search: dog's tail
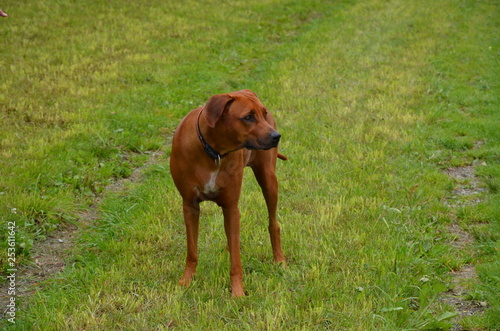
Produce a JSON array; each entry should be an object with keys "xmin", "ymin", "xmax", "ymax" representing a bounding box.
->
[{"xmin": 277, "ymin": 153, "xmax": 288, "ymax": 161}]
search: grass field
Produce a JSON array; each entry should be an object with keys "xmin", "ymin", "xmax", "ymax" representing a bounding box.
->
[{"xmin": 1, "ymin": 0, "xmax": 499, "ymax": 329}]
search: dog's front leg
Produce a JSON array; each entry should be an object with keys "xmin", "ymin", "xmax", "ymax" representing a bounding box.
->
[
  {"xmin": 179, "ymin": 200, "xmax": 200, "ymax": 287},
  {"xmin": 222, "ymin": 205, "xmax": 245, "ymax": 297}
]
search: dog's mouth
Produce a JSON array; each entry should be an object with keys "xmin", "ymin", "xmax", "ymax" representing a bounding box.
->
[{"xmin": 244, "ymin": 131, "xmax": 281, "ymax": 150}]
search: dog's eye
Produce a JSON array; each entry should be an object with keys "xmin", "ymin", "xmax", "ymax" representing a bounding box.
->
[{"xmin": 242, "ymin": 114, "xmax": 255, "ymax": 122}]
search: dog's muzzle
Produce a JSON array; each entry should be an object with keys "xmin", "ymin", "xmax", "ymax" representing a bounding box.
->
[{"xmin": 246, "ymin": 130, "xmax": 281, "ymax": 150}]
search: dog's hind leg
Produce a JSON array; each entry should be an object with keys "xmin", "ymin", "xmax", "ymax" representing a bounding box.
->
[{"xmin": 251, "ymin": 157, "xmax": 286, "ymax": 264}]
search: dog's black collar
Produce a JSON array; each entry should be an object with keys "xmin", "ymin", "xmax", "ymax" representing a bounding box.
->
[{"xmin": 196, "ymin": 108, "xmax": 227, "ymax": 165}]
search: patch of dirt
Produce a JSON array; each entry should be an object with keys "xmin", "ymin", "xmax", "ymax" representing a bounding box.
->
[
  {"xmin": 444, "ymin": 164, "xmax": 487, "ymax": 207},
  {"xmin": 15, "ymin": 222, "xmax": 81, "ymax": 298},
  {"xmin": 447, "ymin": 223, "xmax": 475, "ymax": 249},
  {"xmin": 441, "ymin": 264, "xmax": 486, "ymax": 319},
  {"xmin": 441, "ymin": 230, "xmax": 486, "ymax": 330},
  {"xmin": 441, "ymin": 163, "xmax": 487, "ymax": 330},
  {"xmin": 1, "ymin": 150, "xmax": 165, "ymax": 318}
]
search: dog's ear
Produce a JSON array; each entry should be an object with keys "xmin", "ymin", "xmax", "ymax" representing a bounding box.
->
[
  {"xmin": 241, "ymin": 89, "xmax": 258, "ymax": 98},
  {"xmin": 204, "ymin": 93, "xmax": 234, "ymax": 128}
]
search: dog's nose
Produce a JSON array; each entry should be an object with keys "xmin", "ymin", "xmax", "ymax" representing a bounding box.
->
[{"xmin": 271, "ymin": 131, "xmax": 281, "ymax": 142}]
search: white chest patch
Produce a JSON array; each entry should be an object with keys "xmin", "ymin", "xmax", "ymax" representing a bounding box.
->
[{"xmin": 203, "ymin": 170, "xmax": 220, "ymax": 195}]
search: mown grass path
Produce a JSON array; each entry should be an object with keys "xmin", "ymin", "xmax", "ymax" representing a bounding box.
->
[{"xmin": 1, "ymin": 0, "xmax": 498, "ymax": 329}]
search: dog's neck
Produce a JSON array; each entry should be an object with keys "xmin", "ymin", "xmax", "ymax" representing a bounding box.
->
[{"xmin": 196, "ymin": 108, "xmax": 233, "ymax": 165}]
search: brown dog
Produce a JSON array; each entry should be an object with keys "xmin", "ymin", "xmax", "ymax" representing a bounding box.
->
[{"xmin": 170, "ymin": 89, "xmax": 286, "ymax": 297}]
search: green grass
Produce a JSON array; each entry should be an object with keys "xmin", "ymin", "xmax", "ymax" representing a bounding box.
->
[{"xmin": 1, "ymin": 0, "xmax": 499, "ymax": 329}]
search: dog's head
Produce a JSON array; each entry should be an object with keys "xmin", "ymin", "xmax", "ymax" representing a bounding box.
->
[{"xmin": 203, "ymin": 89, "xmax": 281, "ymax": 150}]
